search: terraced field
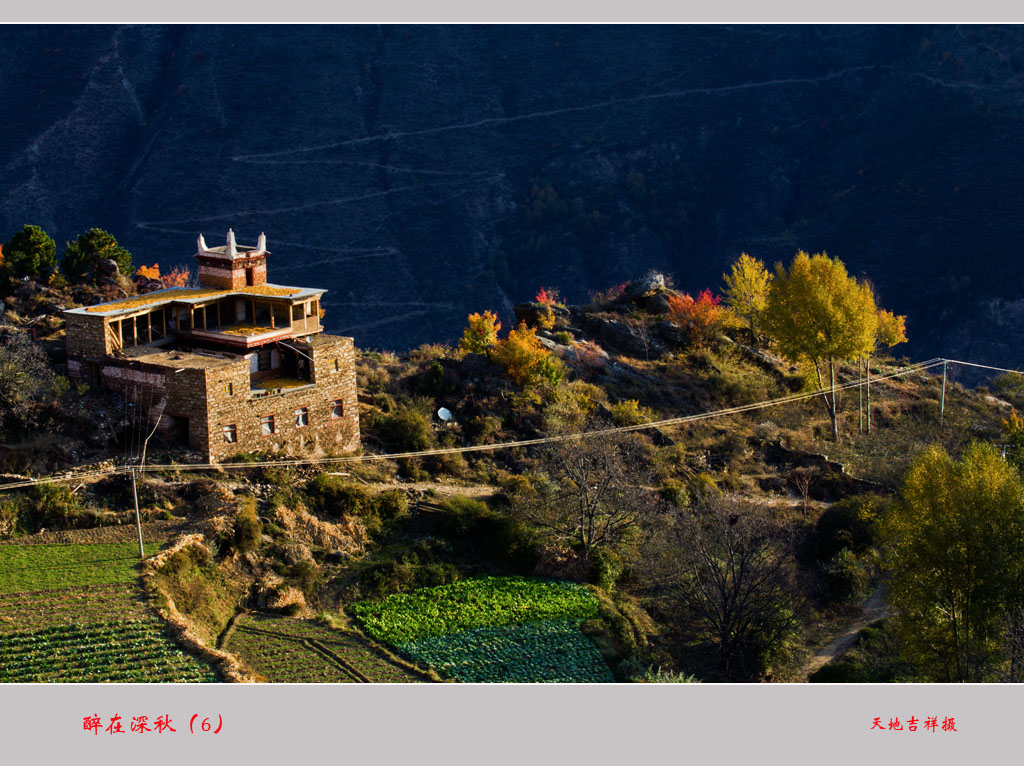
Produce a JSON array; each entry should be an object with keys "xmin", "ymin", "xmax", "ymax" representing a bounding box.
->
[
  {"xmin": 225, "ymin": 613, "xmax": 428, "ymax": 683},
  {"xmin": 0, "ymin": 542, "xmax": 160, "ymax": 593},
  {"xmin": 0, "ymin": 582, "xmax": 151, "ymax": 633},
  {"xmin": 0, "ymin": 619, "xmax": 218, "ymax": 683},
  {"xmin": 0, "ymin": 542, "xmax": 218, "ymax": 683},
  {"xmin": 351, "ymin": 577, "xmax": 615, "ymax": 683}
]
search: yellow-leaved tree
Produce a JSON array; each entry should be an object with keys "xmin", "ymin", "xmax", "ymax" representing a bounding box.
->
[
  {"xmin": 762, "ymin": 251, "xmax": 878, "ymax": 440},
  {"xmin": 722, "ymin": 252, "xmax": 772, "ymax": 342},
  {"xmin": 883, "ymin": 442, "xmax": 1024, "ymax": 681},
  {"xmin": 490, "ymin": 322, "xmax": 565, "ymax": 387},
  {"xmin": 459, "ymin": 310, "xmax": 501, "ymax": 354}
]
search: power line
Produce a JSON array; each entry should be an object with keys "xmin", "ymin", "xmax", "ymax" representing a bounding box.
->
[{"xmin": 0, "ymin": 355, "xmax": 977, "ymax": 493}]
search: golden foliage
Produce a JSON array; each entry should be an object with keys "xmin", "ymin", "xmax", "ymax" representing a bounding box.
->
[
  {"xmin": 490, "ymin": 321, "xmax": 560, "ymax": 386},
  {"xmin": 459, "ymin": 310, "xmax": 502, "ymax": 354},
  {"xmin": 876, "ymin": 308, "xmax": 908, "ymax": 351},
  {"xmin": 135, "ymin": 263, "xmax": 161, "ymax": 280},
  {"xmin": 722, "ymin": 252, "xmax": 772, "ymax": 335},
  {"xmin": 763, "ymin": 251, "xmax": 878, "ymax": 366}
]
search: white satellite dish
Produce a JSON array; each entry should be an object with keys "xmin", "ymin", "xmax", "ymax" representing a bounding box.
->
[{"xmin": 437, "ymin": 407, "xmax": 452, "ymax": 422}]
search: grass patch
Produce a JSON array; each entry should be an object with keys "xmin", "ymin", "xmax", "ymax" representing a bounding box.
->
[{"xmin": 0, "ymin": 542, "xmax": 158, "ymax": 594}]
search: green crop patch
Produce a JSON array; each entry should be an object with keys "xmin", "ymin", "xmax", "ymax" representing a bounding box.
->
[
  {"xmin": 0, "ymin": 543, "xmax": 159, "ymax": 594},
  {"xmin": 350, "ymin": 576, "xmax": 599, "ymax": 645},
  {"xmin": 402, "ymin": 619, "xmax": 615, "ymax": 683},
  {"xmin": 350, "ymin": 577, "xmax": 612, "ymax": 683},
  {"xmin": 0, "ymin": 619, "xmax": 218, "ymax": 683}
]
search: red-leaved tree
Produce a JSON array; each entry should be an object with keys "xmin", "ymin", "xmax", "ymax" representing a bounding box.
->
[{"xmin": 667, "ymin": 289, "xmax": 724, "ymax": 347}]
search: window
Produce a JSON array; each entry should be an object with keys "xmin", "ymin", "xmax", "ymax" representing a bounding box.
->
[
  {"xmin": 334, "ymin": 359, "xmax": 340, "ymax": 372},
  {"xmin": 260, "ymin": 415, "xmax": 275, "ymax": 436},
  {"xmin": 222, "ymin": 425, "xmax": 237, "ymax": 444},
  {"xmin": 226, "ymin": 382, "xmax": 234, "ymax": 396},
  {"xmin": 257, "ymin": 350, "xmax": 271, "ymax": 372},
  {"xmin": 295, "ymin": 407, "xmax": 309, "ymax": 428},
  {"xmin": 292, "ymin": 304, "xmax": 303, "ymax": 321},
  {"xmin": 330, "ymin": 400, "xmax": 344, "ymax": 419},
  {"xmin": 306, "ymin": 301, "xmax": 314, "ymax": 317}
]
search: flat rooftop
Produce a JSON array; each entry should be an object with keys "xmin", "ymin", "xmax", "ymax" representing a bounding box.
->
[
  {"xmin": 65, "ymin": 283, "xmax": 325, "ymax": 318},
  {"xmin": 121, "ymin": 345, "xmax": 241, "ymax": 370}
]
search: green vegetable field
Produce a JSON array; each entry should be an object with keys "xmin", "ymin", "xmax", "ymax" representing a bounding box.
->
[
  {"xmin": 0, "ymin": 619, "xmax": 217, "ymax": 682},
  {"xmin": 0, "ymin": 542, "xmax": 218, "ymax": 683},
  {"xmin": 350, "ymin": 577, "xmax": 614, "ymax": 683}
]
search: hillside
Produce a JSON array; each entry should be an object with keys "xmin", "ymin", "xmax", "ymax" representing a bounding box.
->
[
  {"xmin": 2, "ymin": 264, "xmax": 1019, "ymax": 683},
  {"xmin": 3, "ymin": 25, "xmax": 1024, "ymax": 367}
]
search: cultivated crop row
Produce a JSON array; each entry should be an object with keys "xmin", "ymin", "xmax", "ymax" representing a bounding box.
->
[
  {"xmin": 349, "ymin": 576, "xmax": 599, "ymax": 645},
  {"xmin": 0, "ymin": 584, "xmax": 151, "ymax": 633},
  {"xmin": 227, "ymin": 625, "xmax": 360, "ymax": 683},
  {"xmin": 350, "ymin": 577, "xmax": 613, "ymax": 683},
  {"xmin": 402, "ymin": 619, "xmax": 615, "ymax": 683},
  {"xmin": 0, "ymin": 619, "xmax": 217, "ymax": 683},
  {"xmin": 228, "ymin": 615, "xmax": 427, "ymax": 683}
]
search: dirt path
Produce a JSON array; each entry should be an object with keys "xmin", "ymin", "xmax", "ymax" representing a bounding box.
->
[
  {"xmin": 798, "ymin": 584, "xmax": 890, "ymax": 680},
  {"xmin": 359, "ymin": 481, "xmax": 497, "ymax": 498}
]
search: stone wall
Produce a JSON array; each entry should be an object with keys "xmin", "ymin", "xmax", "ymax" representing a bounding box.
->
[
  {"xmin": 204, "ymin": 334, "xmax": 359, "ymax": 462},
  {"xmin": 65, "ymin": 312, "xmax": 109, "ymax": 361},
  {"xmin": 198, "ymin": 255, "xmax": 268, "ymax": 290}
]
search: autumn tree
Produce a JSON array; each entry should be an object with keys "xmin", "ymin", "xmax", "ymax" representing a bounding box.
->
[
  {"xmin": 667, "ymin": 289, "xmax": 724, "ymax": 348},
  {"xmin": 883, "ymin": 442, "xmax": 1024, "ymax": 681},
  {"xmin": 514, "ymin": 432, "xmax": 659, "ymax": 564},
  {"xmin": 489, "ymin": 321, "xmax": 565, "ymax": 387},
  {"xmin": 2, "ymin": 225, "xmax": 57, "ymax": 281},
  {"xmin": 722, "ymin": 253, "xmax": 772, "ymax": 342},
  {"xmin": 61, "ymin": 228, "xmax": 133, "ymax": 283},
  {"xmin": 644, "ymin": 494, "xmax": 801, "ymax": 680},
  {"xmin": 459, "ymin": 310, "xmax": 502, "ymax": 354},
  {"xmin": 762, "ymin": 251, "xmax": 878, "ymax": 441}
]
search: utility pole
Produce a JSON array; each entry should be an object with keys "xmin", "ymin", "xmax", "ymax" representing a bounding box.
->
[
  {"xmin": 940, "ymin": 360, "xmax": 947, "ymax": 425},
  {"xmin": 131, "ymin": 467, "xmax": 144, "ymax": 560},
  {"xmin": 866, "ymin": 356, "xmax": 871, "ymax": 434},
  {"xmin": 132, "ymin": 403, "xmax": 165, "ymax": 561}
]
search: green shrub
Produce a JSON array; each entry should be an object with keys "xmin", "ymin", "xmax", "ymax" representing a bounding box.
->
[
  {"xmin": 658, "ymin": 479, "xmax": 690, "ymax": 509},
  {"xmin": 610, "ymin": 399, "xmax": 655, "ymax": 427},
  {"xmin": 375, "ymin": 490, "xmax": 410, "ymax": 523},
  {"xmin": 588, "ymin": 548, "xmax": 623, "ymax": 591},
  {"xmin": 233, "ymin": 496, "xmax": 262, "ymax": 554},
  {"xmin": 437, "ymin": 495, "xmax": 540, "ymax": 573},
  {"xmin": 809, "ymin": 494, "xmax": 884, "ymax": 564},
  {"xmin": 819, "ymin": 548, "xmax": 872, "ymax": 605},
  {"xmin": 13, "ymin": 484, "xmax": 84, "ymax": 534},
  {"xmin": 373, "ymin": 405, "xmax": 434, "ymax": 452},
  {"xmin": 305, "ymin": 474, "xmax": 373, "ymax": 518}
]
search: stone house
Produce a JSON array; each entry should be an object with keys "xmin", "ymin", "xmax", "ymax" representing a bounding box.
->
[{"xmin": 63, "ymin": 230, "xmax": 360, "ymax": 462}]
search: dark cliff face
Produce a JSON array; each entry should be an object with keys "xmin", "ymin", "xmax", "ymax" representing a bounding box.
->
[{"xmin": 3, "ymin": 24, "xmax": 1024, "ymax": 367}]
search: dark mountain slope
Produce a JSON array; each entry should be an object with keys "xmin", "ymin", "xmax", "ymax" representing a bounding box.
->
[{"xmin": 2, "ymin": 25, "xmax": 1024, "ymax": 367}]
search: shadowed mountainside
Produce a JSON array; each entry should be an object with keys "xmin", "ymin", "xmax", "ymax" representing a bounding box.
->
[{"xmin": 3, "ymin": 24, "xmax": 1024, "ymax": 371}]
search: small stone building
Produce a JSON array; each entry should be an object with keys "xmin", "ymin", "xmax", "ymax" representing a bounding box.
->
[{"xmin": 64, "ymin": 230, "xmax": 360, "ymax": 462}]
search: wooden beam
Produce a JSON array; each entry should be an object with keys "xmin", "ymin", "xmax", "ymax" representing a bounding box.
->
[{"xmin": 146, "ymin": 311, "xmax": 152, "ymax": 343}]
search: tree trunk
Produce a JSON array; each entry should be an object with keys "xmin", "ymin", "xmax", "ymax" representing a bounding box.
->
[
  {"xmin": 858, "ymin": 358, "xmax": 864, "ymax": 433},
  {"xmin": 866, "ymin": 355, "xmax": 871, "ymax": 434},
  {"xmin": 829, "ymin": 359, "xmax": 839, "ymax": 441}
]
